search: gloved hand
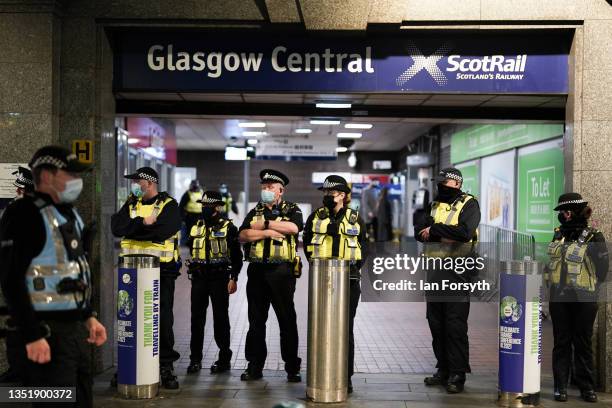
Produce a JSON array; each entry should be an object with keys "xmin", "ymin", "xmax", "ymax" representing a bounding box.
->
[{"xmin": 326, "ymin": 223, "xmax": 339, "ymax": 236}]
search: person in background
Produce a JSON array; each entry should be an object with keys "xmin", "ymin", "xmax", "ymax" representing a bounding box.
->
[
  {"xmin": 219, "ymin": 183, "xmax": 239, "ymax": 218},
  {"xmin": 545, "ymin": 193, "xmax": 608, "ymax": 403},
  {"xmin": 359, "ymin": 178, "xmax": 380, "ymax": 241},
  {"xmin": 376, "ymin": 186, "xmax": 392, "ymax": 242},
  {"xmin": 179, "ymin": 179, "xmax": 204, "ymax": 238}
]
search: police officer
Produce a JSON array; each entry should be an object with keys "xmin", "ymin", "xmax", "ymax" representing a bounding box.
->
[
  {"xmin": 186, "ymin": 191, "xmax": 243, "ymax": 375},
  {"xmin": 238, "ymin": 169, "xmax": 303, "ymax": 382},
  {"xmin": 0, "ymin": 146, "xmax": 107, "ymax": 406},
  {"xmin": 415, "ymin": 168, "xmax": 480, "ymax": 394},
  {"xmin": 303, "ymin": 175, "xmax": 368, "ymax": 394},
  {"xmin": 545, "ymin": 193, "xmax": 608, "ymax": 403},
  {"xmin": 219, "ymin": 183, "xmax": 238, "ymax": 217},
  {"xmin": 13, "ymin": 166, "xmax": 34, "ymax": 199},
  {"xmin": 111, "ymin": 167, "xmax": 182, "ymax": 389},
  {"xmin": 179, "ymin": 179, "xmax": 204, "ymax": 236}
]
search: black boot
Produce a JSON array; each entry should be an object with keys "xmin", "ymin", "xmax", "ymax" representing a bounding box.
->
[
  {"xmin": 210, "ymin": 361, "xmax": 231, "ymax": 374},
  {"xmin": 287, "ymin": 372, "xmax": 302, "ymax": 383},
  {"xmin": 554, "ymin": 388, "xmax": 568, "ymax": 402},
  {"xmin": 348, "ymin": 378, "xmax": 353, "ymax": 394},
  {"xmin": 187, "ymin": 361, "xmax": 202, "ymax": 374},
  {"xmin": 424, "ymin": 370, "xmax": 448, "ymax": 386},
  {"xmin": 446, "ymin": 373, "xmax": 465, "ymax": 394},
  {"xmin": 580, "ymin": 390, "xmax": 597, "ymax": 403},
  {"xmin": 110, "ymin": 372, "xmax": 117, "ymax": 388},
  {"xmin": 161, "ymin": 366, "xmax": 179, "ymax": 389},
  {"xmin": 240, "ymin": 367, "xmax": 263, "ymax": 381}
]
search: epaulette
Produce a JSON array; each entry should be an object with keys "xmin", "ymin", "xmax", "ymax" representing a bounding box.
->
[{"xmin": 347, "ymin": 208, "xmax": 358, "ymax": 224}]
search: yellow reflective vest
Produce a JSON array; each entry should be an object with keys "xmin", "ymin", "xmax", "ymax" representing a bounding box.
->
[
  {"xmin": 307, "ymin": 207, "xmax": 362, "ymax": 261},
  {"xmin": 247, "ymin": 202, "xmax": 297, "ymax": 263},
  {"xmin": 545, "ymin": 227, "xmax": 598, "ymax": 292},
  {"xmin": 222, "ymin": 194, "xmax": 233, "ymax": 214},
  {"xmin": 120, "ymin": 195, "xmax": 179, "ymax": 263},
  {"xmin": 190, "ymin": 219, "xmax": 231, "ymax": 264},
  {"xmin": 185, "ymin": 190, "xmax": 203, "ymax": 214},
  {"xmin": 425, "ymin": 193, "xmax": 478, "ymax": 257}
]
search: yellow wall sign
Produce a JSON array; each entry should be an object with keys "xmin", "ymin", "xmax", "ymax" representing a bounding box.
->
[{"xmin": 72, "ymin": 140, "xmax": 93, "ymax": 164}]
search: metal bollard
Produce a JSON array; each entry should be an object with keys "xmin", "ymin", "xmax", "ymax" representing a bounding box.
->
[
  {"xmin": 498, "ymin": 258, "xmax": 542, "ymax": 407},
  {"xmin": 117, "ymin": 254, "xmax": 161, "ymax": 399},
  {"xmin": 306, "ymin": 259, "xmax": 350, "ymax": 403}
]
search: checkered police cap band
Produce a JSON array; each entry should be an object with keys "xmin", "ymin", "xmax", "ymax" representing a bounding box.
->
[
  {"xmin": 323, "ymin": 180, "xmax": 343, "ymax": 189},
  {"xmin": 443, "ymin": 172, "xmax": 462, "ymax": 182},
  {"xmin": 200, "ymin": 195, "xmax": 221, "ymax": 204},
  {"xmin": 138, "ymin": 172, "xmax": 158, "ymax": 183},
  {"xmin": 262, "ymin": 173, "xmax": 284, "ymax": 184},
  {"xmin": 16, "ymin": 174, "xmax": 33, "ymax": 185},
  {"xmin": 557, "ymin": 199, "xmax": 587, "ymax": 207},
  {"xmin": 30, "ymin": 156, "xmax": 67, "ymax": 169}
]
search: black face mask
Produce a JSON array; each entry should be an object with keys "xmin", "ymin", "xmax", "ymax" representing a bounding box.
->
[
  {"xmin": 436, "ymin": 183, "xmax": 459, "ymax": 202},
  {"xmin": 323, "ymin": 195, "xmax": 337, "ymax": 211},
  {"xmin": 202, "ymin": 207, "xmax": 216, "ymax": 223}
]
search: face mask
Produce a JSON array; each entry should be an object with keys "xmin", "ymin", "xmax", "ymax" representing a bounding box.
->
[
  {"xmin": 323, "ymin": 195, "xmax": 337, "ymax": 210},
  {"xmin": 57, "ymin": 178, "xmax": 83, "ymax": 203},
  {"xmin": 220, "ymin": 188, "xmax": 228, "ymax": 194},
  {"xmin": 261, "ymin": 190, "xmax": 276, "ymax": 204},
  {"xmin": 437, "ymin": 183, "xmax": 459, "ymax": 202},
  {"xmin": 202, "ymin": 207, "xmax": 216, "ymax": 222},
  {"xmin": 558, "ymin": 212, "xmax": 569, "ymax": 224},
  {"xmin": 131, "ymin": 183, "xmax": 144, "ymax": 198}
]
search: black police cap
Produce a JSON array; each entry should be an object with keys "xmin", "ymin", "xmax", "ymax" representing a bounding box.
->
[
  {"xmin": 554, "ymin": 192, "xmax": 588, "ymax": 211},
  {"xmin": 124, "ymin": 167, "xmax": 159, "ymax": 184},
  {"xmin": 198, "ymin": 191, "xmax": 224, "ymax": 206},
  {"xmin": 29, "ymin": 145, "xmax": 91, "ymax": 173},
  {"xmin": 12, "ymin": 166, "xmax": 34, "ymax": 189},
  {"xmin": 260, "ymin": 169, "xmax": 289, "ymax": 186},
  {"xmin": 318, "ymin": 175, "xmax": 351, "ymax": 193}
]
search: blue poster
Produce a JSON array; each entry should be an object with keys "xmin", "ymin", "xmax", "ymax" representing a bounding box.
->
[
  {"xmin": 499, "ymin": 273, "xmax": 526, "ymax": 393},
  {"xmin": 113, "ymin": 30, "xmax": 570, "ymax": 94},
  {"xmin": 117, "ymin": 266, "xmax": 137, "ymax": 385}
]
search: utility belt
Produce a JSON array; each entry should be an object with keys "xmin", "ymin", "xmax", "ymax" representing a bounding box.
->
[{"xmin": 186, "ymin": 260, "xmax": 230, "ymax": 279}]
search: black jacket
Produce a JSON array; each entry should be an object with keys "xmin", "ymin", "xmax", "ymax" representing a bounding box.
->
[{"xmin": 414, "ymin": 191, "xmax": 480, "ymax": 243}]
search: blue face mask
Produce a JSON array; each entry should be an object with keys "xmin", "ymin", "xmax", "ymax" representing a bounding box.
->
[
  {"xmin": 131, "ymin": 183, "xmax": 144, "ymax": 198},
  {"xmin": 220, "ymin": 188, "xmax": 228, "ymax": 194},
  {"xmin": 261, "ymin": 190, "xmax": 276, "ymax": 204},
  {"xmin": 58, "ymin": 178, "xmax": 83, "ymax": 203}
]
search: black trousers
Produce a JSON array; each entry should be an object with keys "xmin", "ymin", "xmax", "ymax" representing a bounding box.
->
[
  {"xmin": 426, "ymin": 300, "xmax": 471, "ymax": 376},
  {"xmin": 189, "ymin": 270, "xmax": 232, "ymax": 364},
  {"xmin": 550, "ymin": 301, "xmax": 598, "ymax": 391},
  {"xmin": 160, "ymin": 273, "xmax": 180, "ymax": 367},
  {"xmin": 348, "ymin": 279, "xmax": 361, "ymax": 379},
  {"xmin": 245, "ymin": 262, "xmax": 301, "ymax": 373},
  {"xmin": 7, "ymin": 320, "xmax": 92, "ymax": 408}
]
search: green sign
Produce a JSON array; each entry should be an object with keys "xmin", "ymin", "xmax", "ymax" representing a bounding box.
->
[
  {"xmin": 517, "ymin": 141, "xmax": 564, "ymax": 243},
  {"xmin": 456, "ymin": 161, "xmax": 479, "ymax": 198},
  {"xmin": 451, "ymin": 124, "xmax": 563, "ymax": 163}
]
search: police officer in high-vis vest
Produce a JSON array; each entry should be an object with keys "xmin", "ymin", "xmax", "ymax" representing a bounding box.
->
[
  {"xmin": 238, "ymin": 169, "xmax": 303, "ymax": 382},
  {"xmin": 303, "ymin": 175, "xmax": 368, "ymax": 394},
  {"xmin": 186, "ymin": 191, "xmax": 243, "ymax": 375},
  {"xmin": 179, "ymin": 179, "xmax": 204, "ymax": 237},
  {"xmin": 415, "ymin": 168, "xmax": 480, "ymax": 394},
  {"xmin": 219, "ymin": 183, "xmax": 238, "ymax": 218},
  {"xmin": 0, "ymin": 146, "xmax": 107, "ymax": 407},
  {"xmin": 111, "ymin": 167, "xmax": 182, "ymax": 389},
  {"xmin": 545, "ymin": 193, "xmax": 608, "ymax": 403}
]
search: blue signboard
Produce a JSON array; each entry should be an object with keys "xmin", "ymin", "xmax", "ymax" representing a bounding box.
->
[
  {"xmin": 113, "ymin": 30, "xmax": 570, "ymax": 94},
  {"xmin": 117, "ymin": 266, "xmax": 137, "ymax": 385}
]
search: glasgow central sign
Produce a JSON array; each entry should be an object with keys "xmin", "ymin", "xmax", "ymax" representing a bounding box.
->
[{"xmin": 114, "ymin": 30, "xmax": 570, "ymax": 94}]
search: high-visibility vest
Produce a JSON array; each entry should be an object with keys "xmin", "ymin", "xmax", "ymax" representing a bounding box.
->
[
  {"xmin": 545, "ymin": 227, "xmax": 597, "ymax": 292},
  {"xmin": 190, "ymin": 219, "xmax": 231, "ymax": 264},
  {"xmin": 185, "ymin": 190, "xmax": 203, "ymax": 214},
  {"xmin": 247, "ymin": 202, "xmax": 297, "ymax": 263},
  {"xmin": 120, "ymin": 195, "xmax": 179, "ymax": 262},
  {"xmin": 222, "ymin": 194, "xmax": 233, "ymax": 214},
  {"xmin": 307, "ymin": 207, "xmax": 362, "ymax": 261},
  {"xmin": 424, "ymin": 193, "xmax": 478, "ymax": 257},
  {"xmin": 26, "ymin": 198, "xmax": 91, "ymax": 312}
]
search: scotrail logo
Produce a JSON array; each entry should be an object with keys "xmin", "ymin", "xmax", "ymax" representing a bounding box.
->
[
  {"xmin": 396, "ymin": 43, "xmax": 451, "ymax": 87},
  {"xmin": 397, "ymin": 43, "xmax": 528, "ymax": 88}
]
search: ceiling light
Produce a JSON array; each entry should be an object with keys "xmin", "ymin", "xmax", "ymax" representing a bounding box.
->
[
  {"xmin": 295, "ymin": 128, "xmax": 312, "ymax": 134},
  {"xmin": 347, "ymin": 152, "xmax": 357, "ymax": 168},
  {"xmin": 345, "ymin": 123, "xmax": 373, "ymax": 129},
  {"xmin": 247, "ymin": 139, "xmax": 258, "ymax": 145},
  {"xmin": 242, "ymin": 131, "xmax": 267, "ymax": 137},
  {"xmin": 310, "ymin": 119, "xmax": 341, "ymax": 125},
  {"xmin": 336, "ymin": 146, "xmax": 348, "ymax": 153},
  {"xmin": 316, "ymin": 102, "xmax": 352, "ymax": 109},
  {"xmin": 127, "ymin": 138, "xmax": 139, "ymax": 144},
  {"xmin": 238, "ymin": 122, "xmax": 266, "ymax": 128},
  {"xmin": 337, "ymin": 132, "xmax": 362, "ymax": 139}
]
